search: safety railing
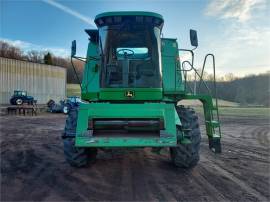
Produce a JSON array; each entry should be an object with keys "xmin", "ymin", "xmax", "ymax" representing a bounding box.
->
[{"xmin": 178, "ymin": 50, "xmax": 221, "ymax": 136}]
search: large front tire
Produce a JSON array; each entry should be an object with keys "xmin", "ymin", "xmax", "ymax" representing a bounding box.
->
[
  {"xmin": 63, "ymin": 107, "xmax": 97, "ymax": 167},
  {"xmin": 170, "ymin": 106, "xmax": 201, "ymax": 168},
  {"xmin": 63, "ymin": 138, "xmax": 97, "ymax": 167}
]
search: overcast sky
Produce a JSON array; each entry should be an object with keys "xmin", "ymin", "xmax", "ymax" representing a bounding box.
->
[{"xmin": 1, "ymin": 0, "xmax": 269, "ymax": 76}]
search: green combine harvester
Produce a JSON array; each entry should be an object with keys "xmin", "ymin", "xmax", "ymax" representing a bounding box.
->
[{"xmin": 63, "ymin": 11, "xmax": 221, "ymax": 168}]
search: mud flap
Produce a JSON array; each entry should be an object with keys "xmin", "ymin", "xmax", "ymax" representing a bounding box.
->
[{"xmin": 209, "ymin": 137, "xmax": 222, "ymax": 153}]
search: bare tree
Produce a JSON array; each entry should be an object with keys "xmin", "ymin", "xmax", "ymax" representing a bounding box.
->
[
  {"xmin": 0, "ymin": 41, "xmax": 23, "ymax": 59},
  {"xmin": 26, "ymin": 50, "xmax": 44, "ymax": 63},
  {"xmin": 224, "ymin": 73, "xmax": 236, "ymax": 81}
]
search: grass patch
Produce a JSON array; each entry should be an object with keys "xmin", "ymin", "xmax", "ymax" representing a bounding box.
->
[
  {"xmin": 218, "ymin": 107, "xmax": 270, "ymax": 117},
  {"xmin": 67, "ymin": 84, "xmax": 81, "ymax": 97},
  {"xmin": 178, "ymin": 99, "xmax": 239, "ymax": 107},
  {"xmin": 193, "ymin": 106, "xmax": 270, "ymax": 117}
]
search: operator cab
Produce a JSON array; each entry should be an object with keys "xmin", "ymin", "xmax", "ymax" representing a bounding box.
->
[
  {"xmin": 95, "ymin": 12, "xmax": 164, "ymax": 89},
  {"xmin": 14, "ymin": 90, "xmax": 27, "ymax": 96}
]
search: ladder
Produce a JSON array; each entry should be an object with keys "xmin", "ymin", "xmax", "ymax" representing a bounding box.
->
[{"xmin": 180, "ymin": 53, "xmax": 222, "ymax": 153}]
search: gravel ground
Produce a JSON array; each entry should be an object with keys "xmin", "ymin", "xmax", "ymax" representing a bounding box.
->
[{"xmin": 1, "ymin": 112, "xmax": 269, "ymax": 201}]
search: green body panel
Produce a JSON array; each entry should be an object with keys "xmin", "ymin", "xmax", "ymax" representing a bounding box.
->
[
  {"xmin": 81, "ymin": 92, "xmax": 98, "ymax": 100},
  {"xmin": 99, "ymin": 88, "xmax": 162, "ymax": 100},
  {"xmin": 81, "ymin": 41, "xmax": 100, "ymax": 101},
  {"xmin": 76, "ymin": 137, "xmax": 175, "ymax": 147},
  {"xmin": 75, "ymin": 103, "xmax": 181, "ymax": 147},
  {"xmin": 161, "ymin": 38, "xmax": 185, "ymax": 94},
  {"xmin": 74, "ymin": 11, "xmax": 221, "ymax": 150}
]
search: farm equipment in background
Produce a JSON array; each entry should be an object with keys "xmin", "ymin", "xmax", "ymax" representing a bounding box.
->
[
  {"xmin": 47, "ymin": 99, "xmax": 64, "ymax": 113},
  {"xmin": 63, "ymin": 96, "xmax": 82, "ymax": 114},
  {"xmin": 63, "ymin": 11, "xmax": 222, "ymax": 168},
  {"xmin": 10, "ymin": 90, "xmax": 36, "ymax": 105},
  {"xmin": 47, "ymin": 96, "xmax": 81, "ymax": 114}
]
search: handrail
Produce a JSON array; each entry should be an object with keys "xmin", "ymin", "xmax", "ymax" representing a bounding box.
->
[
  {"xmin": 181, "ymin": 60, "xmax": 212, "ymax": 95},
  {"xmin": 177, "ymin": 50, "xmax": 219, "ymax": 102},
  {"xmin": 197, "ymin": 54, "xmax": 220, "ymax": 131},
  {"xmin": 178, "ymin": 51, "xmax": 221, "ymax": 137},
  {"xmin": 200, "ymin": 54, "xmax": 221, "ymax": 135},
  {"xmin": 198, "ymin": 54, "xmax": 216, "ymax": 95},
  {"xmin": 178, "ymin": 49, "xmax": 194, "ymax": 66},
  {"xmin": 178, "ymin": 49, "xmax": 194, "ymax": 92}
]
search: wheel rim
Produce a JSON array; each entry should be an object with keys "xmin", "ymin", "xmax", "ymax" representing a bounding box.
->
[
  {"xmin": 16, "ymin": 99, "xmax": 23, "ymax": 105},
  {"xmin": 63, "ymin": 106, "xmax": 68, "ymax": 114}
]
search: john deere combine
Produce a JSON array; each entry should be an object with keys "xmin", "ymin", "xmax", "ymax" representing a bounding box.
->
[{"xmin": 63, "ymin": 11, "xmax": 221, "ymax": 168}]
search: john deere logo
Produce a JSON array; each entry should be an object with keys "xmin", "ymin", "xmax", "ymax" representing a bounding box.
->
[{"xmin": 125, "ymin": 90, "xmax": 134, "ymax": 98}]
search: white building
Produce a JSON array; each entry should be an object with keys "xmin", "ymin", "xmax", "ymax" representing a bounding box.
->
[{"xmin": 0, "ymin": 57, "xmax": 66, "ymax": 104}]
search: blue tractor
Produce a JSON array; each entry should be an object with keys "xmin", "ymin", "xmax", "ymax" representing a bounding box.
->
[{"xmin": 10, "ymin": 90, "xmax": 36, "ymax": 105}]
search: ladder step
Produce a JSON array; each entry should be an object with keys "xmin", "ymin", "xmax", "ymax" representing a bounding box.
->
[
  {"xmin": 205, "ymin": 120, "xmax": 220, "ymax": 127},
  {"xmin": 212, "ymin": 133, "xmax": 221, "ymax": 138}
]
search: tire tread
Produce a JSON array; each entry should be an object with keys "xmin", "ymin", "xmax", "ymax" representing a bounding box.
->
[{"xmin": 170, "ymin": 106, "xmax": 201, "ymax": 168}]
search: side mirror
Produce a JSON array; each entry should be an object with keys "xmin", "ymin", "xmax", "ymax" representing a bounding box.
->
[
  {"xmin": 190, "ymin": 29, "xmax": 198, "ymax": 47},
  {"xmin": 71, "ymin": 40, "xmax": 76, "ymax": 57}
]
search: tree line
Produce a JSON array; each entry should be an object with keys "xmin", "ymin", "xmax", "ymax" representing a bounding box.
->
[
  {"xmin": 0, "ymin": 41, "xmax": 84, "ymax": 83},
  {"xmin": 187, "ymin": 72, "xmax": 270, "ymax": 107},
  {"xmin": 1, "ymin": 40, "xmax": 269, "ymax": 106}
]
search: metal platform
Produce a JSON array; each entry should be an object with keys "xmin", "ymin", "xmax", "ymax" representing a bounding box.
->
[{"xmin": 0, "ymin": 104, "xmax": 47, "ymax": 116}]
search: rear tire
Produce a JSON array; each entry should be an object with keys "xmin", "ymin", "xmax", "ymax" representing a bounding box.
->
[
  {"xmin": 63, "ymin": 107, "xmax": 97, "ymax": 167},
  {"xmin": 170, "ymin": 106, "xmax": 201, "ymax": 168}
]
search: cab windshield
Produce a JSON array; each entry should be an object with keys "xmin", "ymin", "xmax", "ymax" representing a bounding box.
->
[
  {"xmin": 14, "ymin": 91, "xmax": 26, "ymax": 96},
  {"xmin": 98, "ymin": 17, "xmax": 162, "ymax": 88}
]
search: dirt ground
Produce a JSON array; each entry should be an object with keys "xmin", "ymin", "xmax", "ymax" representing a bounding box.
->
[{"xmin": 1, "ymin": 112, "xmax": 269, "ymax": 201}]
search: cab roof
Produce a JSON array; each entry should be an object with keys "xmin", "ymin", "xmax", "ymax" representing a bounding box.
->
[
  {"xmin": 95, "ymin": 11, "xmax": 164, "ymax": 21},
  {"xmin": 94, "ymin": 11, "xmax": 164, "ymax": 29}
]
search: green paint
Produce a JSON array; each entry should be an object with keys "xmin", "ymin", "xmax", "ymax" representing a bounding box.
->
[
  {"xmin": 75, "ymin": 103, "xmax": 180, "ymax": 147},
  {"xmin": 81, "ymin": 42, "xmax": 100, "ymax": 101},
  {"xmin": 74, "ymin": 11, "xmax": 221, "ymax": 150},
  {"xmin": 99, "ymin": 88, "xmax": 162, "ymax": 100},
  {"xmin": 81, "ymin": 92, "xmax": 98, "ymax": 100},
  {"xmin": 76, "ymin": 137, "xmax": 176, "ymax": 147},
  {"xmin": 161, "ymin": 38, "xmax": 185, "ymax": 94}
]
